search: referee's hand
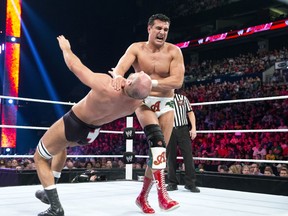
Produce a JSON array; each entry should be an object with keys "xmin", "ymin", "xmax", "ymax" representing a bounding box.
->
[{"xmin": 189, "ymin": 130, "xmax": 197, "ymax": 140}]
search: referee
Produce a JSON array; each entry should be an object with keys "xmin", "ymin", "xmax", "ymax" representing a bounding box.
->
[{"xmin": 166, "ymin": 93, "xmax": 200, "ymax": 193}]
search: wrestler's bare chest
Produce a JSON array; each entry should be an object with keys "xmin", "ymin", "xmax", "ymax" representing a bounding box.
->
[{"xmin": 135, "ymin": 51, "xmax": 171, "ymax": 77}]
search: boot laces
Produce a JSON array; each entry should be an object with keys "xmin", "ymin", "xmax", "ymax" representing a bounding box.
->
[
  {"xmin": 155, "ymin": 171, "xmax": 172, "ymax": 202},
  {"xmin": 144, "ymin": 181, "xmax": 153, "ymax": 202}
]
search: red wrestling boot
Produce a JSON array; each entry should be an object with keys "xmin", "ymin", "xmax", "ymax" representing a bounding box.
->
[
  {"xmin": 136, "ymin": 176, "xmax": 155, "ymax": 214},
  {"xmin": 153, "ymin": 170, "xmax": 180, "ymax": 211}
]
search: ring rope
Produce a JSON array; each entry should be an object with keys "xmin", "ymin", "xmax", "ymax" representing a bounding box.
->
[
  {"xmin": 191, "ymin": 95, "xmax": 288, "ymax": 106},
  {"xmin": 0, "ymin": 154, "xmax": 287, "ymax": 165},
  {"xmin": 196, "ymin": 129, "xmax": 288, "ymax": 133},
  {"xmin": 1, "ymin": 95, "xmax": 287, "ymax": 107},
  {"xmin": 0, "ymin": 95, "xmax": 75, "ymax": 106},
  {"xmin": 0, "ymin": 125, "xmax": 287, "ymax": 134}
]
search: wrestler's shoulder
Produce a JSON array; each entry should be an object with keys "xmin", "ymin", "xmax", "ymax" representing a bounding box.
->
[
  {"xmin": 165, "ymin": 42, "xmax": 181, "ymax": 50},
  {"xmin": 129, "ymin": 42, "xmax": 146, "ymax": 48}
]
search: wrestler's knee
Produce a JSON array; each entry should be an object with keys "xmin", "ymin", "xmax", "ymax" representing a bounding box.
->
[
  {"xmin": 35, "ymin": 140, "xmax": 53, "ymax": 161},
  {"xmin": 144, "ymin": 124, "xmax": 166, "ymax": 148}
]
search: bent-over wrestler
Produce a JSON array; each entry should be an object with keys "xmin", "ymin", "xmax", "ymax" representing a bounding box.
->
[{"xmin": 34, "ymin": 35, "xmax": 152, "ymax": 216}]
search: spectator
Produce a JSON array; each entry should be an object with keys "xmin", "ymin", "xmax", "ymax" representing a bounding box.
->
[
  {"xmin": 250, "ymin": 163, "xmax": 263, "ymax": 175},
  {"xmin": 265, "ymin": 149, "xmax": 276, "ymax": 160},
  {"xmin": 263, "ymin": 166, "xmax": 275, "ymax": 176},
  {"xmin": 279, "ymin": 167, "xmax": 288, "ymax": 177},
  {"xmin": 63, "ymin": 159, "xmax": 75, "ymax": 170},
  {"xmin": 228, "ymin": 164, "xmax": 242, "ymax": 174},
  {"xmin": 84, "ymin": 161, "xmax": 93, "ymax": 169},
  {"xmin": 11, "ymin": 159, "xmax": 19, "ymax": 169},
  {"xmin": 218, "ymin": 165, "xmax": 229, "ymax": 173},
  {"xmin": 106, "ymin": 160, "xmax": 113, "ymax": 169},
  {"xmin": 242, "ymin": 165, "xmax": 250, "ymax": 174},
  {"xmin": 0, "ymin": 159, "xmax": 6, "ymax": 168}
]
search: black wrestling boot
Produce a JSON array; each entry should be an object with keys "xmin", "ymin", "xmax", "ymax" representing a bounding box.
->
[
  {"xmin": 36, "ymin": 178, "xmax": 59, "ymax": 205},
  {"xmin": 184, "ymin": 185, "xmax": 200, "ymax": 193},
  {"xmin": 35, "ymin": 190, "xmax": 50, "ymax": 204},
  {"xmin": 38, "ymin": 188, "xmax": 64, "ymax": 216},
  {"xmin": 166, "ymin": 184, "xmax": 178, "ymax": 191}
]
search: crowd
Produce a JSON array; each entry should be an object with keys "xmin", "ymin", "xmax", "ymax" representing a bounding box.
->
[
  {"xmin": 216, "ymin": 163, "xmax": 288, "ymax": 177},
  {"xmin": 184, "ymin": 47, "xmax": 288, "ymax": 83},
  {"xmin": 165, "ymin": 0, "xmax": 232, "ymax": 19}
]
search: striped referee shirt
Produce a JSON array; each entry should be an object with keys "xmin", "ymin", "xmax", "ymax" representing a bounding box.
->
[{"xmin": 173, "ymin": 94, "xmax": 193, "ymax": 127}]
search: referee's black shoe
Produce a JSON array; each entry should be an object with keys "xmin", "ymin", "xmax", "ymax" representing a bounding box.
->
[
  {"xmin": 185, "ymin": 185, "xmax": 200, "ymax": 193},
  {"xmin": 166, "ymin": 184, "xmax": 178, "ymax": 191}
]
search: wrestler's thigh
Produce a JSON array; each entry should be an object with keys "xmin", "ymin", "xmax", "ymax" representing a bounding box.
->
[
  {"xmin": 41, "ymin": 118, "xmax": 68, "ymax": 155},
  {"xmin": 135, "ymin": 105, "xmax": 159, "ymax": 127},
  {"xmin": 158, "ymin": 111, "xmax": 174, "ymax": 144}
]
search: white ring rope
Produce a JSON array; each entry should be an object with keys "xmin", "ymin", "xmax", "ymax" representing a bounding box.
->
[
  {"xmin": 0, "ymin": 94, "xmax": 288, "ymax": 166},
  {"xmin": 0, "ymin": 154, "xmax": 287, "ymax": 165},
  {"xmin": 0, "ymin": 125, "xmax": 287, "ymax": 134},
  {"xmin": 196, "ymin": 129, "xmax": 288, "ymax": 133},
  {"xmin": 0, "ymin": 95, "xmax": 75, "ymax": 106},
  {"xmin": 1, "ymin": 94, "xmax": 287, "ymax": 107},
  {"xmin": 191, "ymin": 95, "xmax": 288, "ymax": 106}
]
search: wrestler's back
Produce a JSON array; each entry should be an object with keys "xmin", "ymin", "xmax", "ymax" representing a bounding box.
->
[{"xmin": 72, "ymin": 74, "xmax": 141, "ymax": 126}]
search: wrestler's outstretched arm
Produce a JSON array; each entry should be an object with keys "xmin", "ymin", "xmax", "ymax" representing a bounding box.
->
[{"xmin": 57, "ymin": 35, "xmax": 96, "ymax": 88}]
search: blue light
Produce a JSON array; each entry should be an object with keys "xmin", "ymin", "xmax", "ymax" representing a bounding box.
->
[
  {"xmin": 5, "ymin": 148, "xmax": 11, "ymax": 153},
  {"xmin": 8, "ymin": 99, "xmax": 13, "ymax": 104},
  {"xmin": 20, "ymin": 2, "xmax": 65, "ymax": 118}
]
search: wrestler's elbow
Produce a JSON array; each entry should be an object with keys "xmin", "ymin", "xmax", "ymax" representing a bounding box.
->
[
  {"xmin": 173, "ymin": 80, "xmax": 184, "ymax": 89},
  {"xmin": 67, "ymin": 62, "xmax": 76, "ymax": 72},
  {"xmin": 68, "ymin": 60, "xmax": 82, "ymax": 73}
]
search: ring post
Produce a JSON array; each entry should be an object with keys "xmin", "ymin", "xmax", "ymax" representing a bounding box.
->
[{"xmin": 125, "ymin": 116, "xmax": 133, "ymax": 180}]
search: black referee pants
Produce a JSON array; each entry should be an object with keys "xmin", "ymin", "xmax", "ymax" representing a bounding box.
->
[{"xmin": 166, "ymin": 125, "xmax": 197, "ymax": 187}]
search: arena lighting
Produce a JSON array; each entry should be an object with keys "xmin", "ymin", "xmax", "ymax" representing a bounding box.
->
[
  {"xmin": 5, "ymin": 148, "xmax": 11, "ymax": 153},
  {"xmin": 6, "ymin": 36, "xmax": 21, "ymax": 43},
  {"xmin": 1, "ymin": 0, "xmax": 22, "ymax": 149},
  {"xmin": 176, "ymin": 19, "xmax": 288, "ymax": 49},
  {"xmin": 20, "ymin": 1, "xmax": 65, "ymax": 118},
  {"xmin": 8, "ymin": 99, "xmax": 13, "ymax": 104}
]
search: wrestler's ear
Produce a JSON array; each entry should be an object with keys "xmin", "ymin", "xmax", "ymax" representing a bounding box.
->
[{"xmin": 127, "ymin": 80, "xmax": 132, "ymax": 85}]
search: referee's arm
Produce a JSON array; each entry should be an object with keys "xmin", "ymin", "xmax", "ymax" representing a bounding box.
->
[{"xmin": 187, "ymin": 110, "xmax": 197, "ymax": 140}]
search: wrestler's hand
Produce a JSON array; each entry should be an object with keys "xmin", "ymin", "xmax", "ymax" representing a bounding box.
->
[
  {"xmin": 57, "ymin": 35, "xmax": 71, "ymax": 51},
  {"xmin": 109, "ymin": 69, "xmax": 126, "ymax": 91}
]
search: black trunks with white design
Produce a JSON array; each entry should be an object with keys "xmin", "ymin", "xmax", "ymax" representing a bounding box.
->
[{"xmin": 63, "ymin": 110, "xmax": 101, "ymax": 145}]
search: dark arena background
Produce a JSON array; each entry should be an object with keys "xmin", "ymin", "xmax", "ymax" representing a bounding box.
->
[{"xmin": 0, "ymin": 0, "xmax": 288, "ymax": 215}]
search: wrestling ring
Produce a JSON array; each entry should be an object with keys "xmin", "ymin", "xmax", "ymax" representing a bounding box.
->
[{"xmin": 0, "ymin": 94, "xmax": 288, "ymax": 216}]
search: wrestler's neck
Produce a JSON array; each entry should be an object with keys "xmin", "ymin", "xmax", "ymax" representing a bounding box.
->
[
  {"xmin": 145, "ymin": 41, "xmax": 164, "ymax": 52},
  {"xmin": 122, "ymin": 87, "xmax": 133, "ymax": 100}
]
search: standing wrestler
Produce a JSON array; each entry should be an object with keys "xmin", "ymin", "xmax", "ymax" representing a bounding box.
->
[
  {"xmin": 112, "ymin": 14, "xmax": 185, "ymax": 213},
  {"xmin": 34, "ymin": 35, "xmax": 152, "ymax": 216}
]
